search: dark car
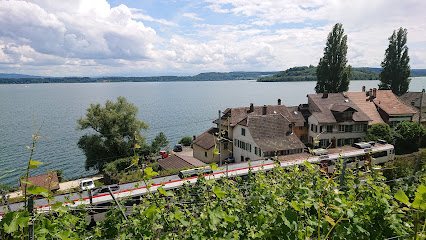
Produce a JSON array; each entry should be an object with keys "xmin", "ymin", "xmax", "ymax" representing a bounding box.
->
[
  {"xmin": 95, "ymin": 185, "xmax": 120, "ymax": 195},
  {"xmin": 173, "ymin": 144, "xmax": 183, "ymax": 152}
]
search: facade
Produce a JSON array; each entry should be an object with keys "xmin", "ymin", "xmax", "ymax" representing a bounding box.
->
[
  {"xmin": 192, "ymin": 127, "xmax": 232, "ymax": 164},
  {"xmin": 232, "ymin": 114, "xmax": 305, "ymax": 162},
  {"xmin": 307, "ymin": 92, "xmax": 371, "ymax": 148}
]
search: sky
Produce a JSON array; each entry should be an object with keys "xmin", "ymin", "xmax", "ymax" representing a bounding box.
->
[{"xmin": 0, "ymin": 0, "xmax": 425, "ymax": 77}]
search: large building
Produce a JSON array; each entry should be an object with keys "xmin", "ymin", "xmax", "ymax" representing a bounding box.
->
[{"xmin": 307, "ymin": 92, "xmax": 371, "ymax": 148}]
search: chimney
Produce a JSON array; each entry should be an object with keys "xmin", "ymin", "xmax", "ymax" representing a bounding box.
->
[
  {"xmin": 322, "ymin": 91, "xmax": 328, "ymax": 98},
  {"xmin": 262, "ymin": 105, "xmax": 267, "ymax": 115},
  {"xmin": 373, "ymin": 88, "xmax": 377, "ymax": 98},
  {"xmin": 193, "ymin": 135, "xmax": 196, "ymax": 141},
  {"xmin": 249, "ymin": 103, "xmax": 254, "ymax": 113},
  {"xmin": 278, "ymin": 99, "xmax": 281, "ymax": 105},
  {"xmin": 362, "ymin": 86, "xmax": 366, "ymax": 92}
]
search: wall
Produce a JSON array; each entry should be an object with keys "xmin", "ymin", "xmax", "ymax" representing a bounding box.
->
[{"xmin": 232, "ymin": 125, "xmax": 262, "ymax": 162}]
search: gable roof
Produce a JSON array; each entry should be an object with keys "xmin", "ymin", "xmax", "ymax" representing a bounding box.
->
[
  {"xmin": 308, "ymin": 93, "xmax": 371, "ymax": 123},
  {"xmin": 192, "ymin": 127, "xmax": 218, "ymax": 150},
  {"xmin": 345, "ymin": 92, "xmax": 385, "ymax": 125},
  {"xmin": 287, "ymin": 106, "xmax": 306, "ymax": 127},
  {"xmin": 245, "ymin": 114, "xmax": 306, "ymax": 152},
  {"xmin": 373, "ymin": 90, "xmax": 416, "ymax": 116},
  {"xmin": 20, "ymin": 172, "xmax": 60, "ymax": 193},
  {"xmin": 158, "ymin": 154, "xmax": 206, "ymax": 170},
  {"xmin": 399, "ymin": 92, "xmax": 426, "ymax": 109}
]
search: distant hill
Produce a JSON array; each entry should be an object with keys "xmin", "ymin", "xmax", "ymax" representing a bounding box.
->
[
  {"xmin": 346, "ymin": 67, "xmax": 426, "ymax": 77},
  {"xmin": 257, "ymin": 66, "xmax": 380, "ymax": 82},
  {"xmin": 0, "ymin": 71, "xmax": 278, "ymax": 84},
  {"xmin": 0, "ymin": 73, "xmax": 41, "ymax": 79}
]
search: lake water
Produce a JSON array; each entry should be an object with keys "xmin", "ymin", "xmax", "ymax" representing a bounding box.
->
[{"xmin": 1, "ymin": 78, "xmax": 425, "ymax": 186}]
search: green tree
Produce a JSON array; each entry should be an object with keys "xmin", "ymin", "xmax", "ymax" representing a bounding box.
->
[
  {"xmin": 315, "ymin": 23, "xmax": 351, "ymax": 93},
  {"xmin": 364, "ymin": 123, "xmax": 392, "ymax": 143},
  {"xmin": 394, "ymin": 121, "xmax": 425, "ymax": 154},
  {"xmin": 379, "ymin": 28, "xmax": 411, "ymax": 96},
  {"xmin": 77, "ymin": 97, "xmax": 148, "ymax": 171},
  {"xmin": 151, "ymin": 132, "xmax": 169, "ymax": 153},
  {"xmin": 178, "ymin": 136, "xmax": 192, "ymax": 146}
]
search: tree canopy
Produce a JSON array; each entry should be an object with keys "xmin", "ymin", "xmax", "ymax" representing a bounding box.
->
[
  {"xmin": 379, "ymin": 28, "xmax": 411, "ymax": 96},
  {"xmin": 315, "ymin": 23, "xmax": 351, "ymax": 93},
  {"xmin": 364, "ymin": 123, "xmax": 392, "ymax": 143},
  {"xmin": 77, "ymin": 97, "xmax": 148, "ymax": 171},
  {"xmin": 394, "ymin": 121, "xmax": 425, "ymax": 154}
]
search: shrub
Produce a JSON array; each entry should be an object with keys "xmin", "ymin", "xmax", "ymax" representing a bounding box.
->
[
  {"xmin": 364, "ymin": 123, "xmax": 392, "ymax": 143},
  {"xmin": 178, "ymin": 136, "xmax": 192, "ymax": 146},
  {"xmin": 394, "ymin": 121, "xmax": 426, "ymax": 154}
]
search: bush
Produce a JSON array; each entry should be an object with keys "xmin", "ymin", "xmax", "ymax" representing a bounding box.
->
[
  {"xmin": 383, "ymin": 149, "xmax": 426, "ymax": 184},
  {"xmin": 178, "ymin": 136, "xmax": 192, "ymax": 146},
  {"xmin": 394, "ymin": 121, "xmax": 426, "ymax": 154},
  {"xmin": 364, "ymin": 123, "xmax": 392, "ymax": 143}
]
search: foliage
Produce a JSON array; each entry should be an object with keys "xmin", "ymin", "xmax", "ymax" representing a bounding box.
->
[
  {"xmin": 52, "ymin": 169, "xmax": 64, "ymax": 183},
  {"xmin": 383, "ymin": 149, "xmax": 426, "ymax": 186},
  {"xmin": 151, "ymin": 132, "xmax": 169, "ymax": 153},
  {"xmin": 76, "ymin": 97, "xmax": 148, "ymax": 171},
  {"xmin": 379, "ymin": 28, "xmax": 411, "ymax": 96},
  {"xmin": 315, "ymin": 23, "xmax": 351, "ymax": 93},
  {"xmin": 394, "ymin": 121, "xmax": 426, "ymax": 154},
  {"xmin": 178, "ymin": 136, "xmax": 193, "ymax": 146},
  {"xmin": 364, "ymin": 123, "xmax": 392, "ymax": 143},
  {"xmin": 258, "ymin": 66, "xmax": 378, "ymax": 82}
]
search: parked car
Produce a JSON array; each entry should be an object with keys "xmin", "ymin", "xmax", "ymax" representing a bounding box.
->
[
  {"xmin": 173, "ymin": 144, "xmax": 183, "ymax": 152},
  {"xmin": 79, "ymin": 179, "xmax": 95, "ymax": 190}
]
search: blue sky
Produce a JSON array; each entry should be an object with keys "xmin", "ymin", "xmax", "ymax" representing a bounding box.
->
[{"xmin": 0, "ymin": 0, "xmax": 425, "ymax": 77}]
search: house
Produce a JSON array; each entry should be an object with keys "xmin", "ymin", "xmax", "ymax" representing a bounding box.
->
[
  {"xmin": 192, "ymin": 127, "xmax": 232, "ymax": 163},
  {"xmin": 233, "ymin": 114, "xmax": 306, "ymax": 162},
  {"xmin": 307, "ymin": 92, "xmax": 372, "ymax": 148},
  {"xmin": 287, "ymin": 104, "xmax": 310, "ymax": 144},
  {"xmin": 20, "ymin": 172, "xmax": 60, "ymax": 194},
  {"xmin": 372, "ymin": 89, "xmax": 416, "ymax": 127},
  {"xmin": 158, "ymin": 153, "xmax": 206, "ymax": 170},
  {"xmin": 398, "ymin": 91, "xmax": 426, "ymax": 127}
]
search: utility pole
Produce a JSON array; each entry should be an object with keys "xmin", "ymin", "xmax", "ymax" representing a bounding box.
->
[
  {"xmin": 28, "ymin": 196, "xmax": 34, "ymax": 240},
  {"xmin": 411, "ymin": 88, "xmax": 425, "ymax": 182},
  {"xmin": 219, "ymin": 110, "xmax": 222, "ymax": 166},
  {"xmin": 108, "ymin": 186, "xmax": 128, "ymax": 221}
]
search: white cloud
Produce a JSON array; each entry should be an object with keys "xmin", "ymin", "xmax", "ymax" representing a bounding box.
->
[
  {"xmin": 131, "ymin": 9, "xmax": 178, "ymax": 26},
  {"xmin": 182, "ymin": 13, "xmax": 203, "ymax": 21}
]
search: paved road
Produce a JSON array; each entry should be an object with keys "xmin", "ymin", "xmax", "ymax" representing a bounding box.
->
[{"xmin": 0, "ymin": 159, "xmax": 273, "ymax": 215}]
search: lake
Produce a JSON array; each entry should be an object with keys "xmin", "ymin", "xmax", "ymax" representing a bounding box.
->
[{"xmin": 1, "ymin": 78, "xmax": 425, "ymax": 185}]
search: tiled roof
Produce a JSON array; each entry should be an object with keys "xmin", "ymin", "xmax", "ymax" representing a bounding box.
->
[
  {"xmin": 245, "ymin": 114, "xmax": 306, "ymax": 152},
  {"xmin": 20, "ymin": 172, "xmax": 60, "ymax": 193},
  {"xmin": 287, "ymin": 106, "xmax": 306, "ymax": 127},
  {"xmin": 346, "ymin": 92, "xmax": 385, "ymax": 125},
  {"xmin": 158, "ymin": 154, "xmax": 206, "ymax": 170},
  {"xmin": 229, "ymin": 105, "xmax": 294, "ymax": 126},
  {"xmin": 398, "ymin": 92, "xmax": 426, "ymax": 123},
  {"xmin": 399, "ymin": 92, "xmax": 426, "ymax": 109},
  {"xmin": 192, "ymin": 127, "xmax": 218, "ymax": 150},
  {"xmin": 308, "ymin": 93, "xmax": 371, "ymax": 123},
  {"xmin": 373, "ymin": 90, "xmax": 416, "ymax": 115}
]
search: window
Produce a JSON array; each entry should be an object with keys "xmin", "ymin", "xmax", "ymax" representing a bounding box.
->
[
  {"xmin": 319, "ymin": 126, "xmax": 323, "ymax": 133},
  {"xmin": 255, "ymin": 147, "xmax": 258, "ymax": 155},
  {"xmin": 339, "ymin": 125, "xmax": 352, "ymax": 132},
  {"xmin": 224, "ymin": 143, "xmax": 228, "ymax": 149},
  {"xmin": 298, "ymin": 126, "xmax": 303, "ymax": 130},
  {"xmin": 311, "ymin": 124, "xmax": 317, "ymax": 133},
  {"xmin": 249, "ymin": 144, "xmax": 252, "ymax": 152},
  {"xmin": 337, "ymin": 139, "xmax": 343, "ymax": 147},
  {"xmin": 234, "ymin": 139, "xmax": 237, "ymax": 146},
  {"xmin": 241, "ymin": 128, "xmax": 246, "ymax": 136},
  {"xmin": 327, "ymin": 125, "xmax": 333, "ymax": 133},
  {"xmin": 258, "ymin": 148, "xmax": 262, "ymax": 156},
  {"xmin": 205, "ymin": 152, "xmax": 207, "ymax": 157}
]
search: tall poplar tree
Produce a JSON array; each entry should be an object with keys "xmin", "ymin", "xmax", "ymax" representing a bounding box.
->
[
  {"xmin": 315, "ymin": 23, "xmax": 351, "ymax": 93},
  {"xmin": 379, "ymin": 28, "xmax": 410, "ymax": 96}
]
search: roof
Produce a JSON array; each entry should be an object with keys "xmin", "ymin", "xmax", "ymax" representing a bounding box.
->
[
  {"xmin": 399, "ymin": 92, "xmax": 426, "ymax": 109},
  {"xmin": 192, "ymin": 127, "xmax": 218, "ymax": 150},
  {"xmin": 373, "ymin": 90, "xmax": 416, "ymax": 116},
  {"xmin": 158, "ymin": 154, "xmax": 206, "ymax": 170},
  {"xmin": 345, "ymin": 92, "xmax": 385, "ymax": 125},
  {"xmin": 287, "ymin": 106, "xmax": 306, "ymax": 127},
  {"xmin": 228, "ymin": 105, "xmax": 294, "ymax": 127},
  {"xmin": 398, "ymin": 92, "xmax": 426, "ymax": 123},
  {"xmin": 244, "ymin": 114, "xmax": 306, "ymax": 152},
  {"xmin": 308, "ymin": 93, "xmax": 371, "ymax": 123},
  {"xmin": 20, "ymin": 172, "xmax": 60, "ymax": 193}
]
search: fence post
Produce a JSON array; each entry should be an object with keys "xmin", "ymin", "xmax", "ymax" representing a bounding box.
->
[
  {"xmin": 27, "ymin": 196, "xmax": 34, "ymax": 240},
  {"xmin": 339, "ymin": 157, "xmax": 347, "ymax": 189}
]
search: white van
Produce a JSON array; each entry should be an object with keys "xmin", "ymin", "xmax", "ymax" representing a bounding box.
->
[{"xmin": 79, "ymin": 179, "xmax": 95, "ymax": 190}]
